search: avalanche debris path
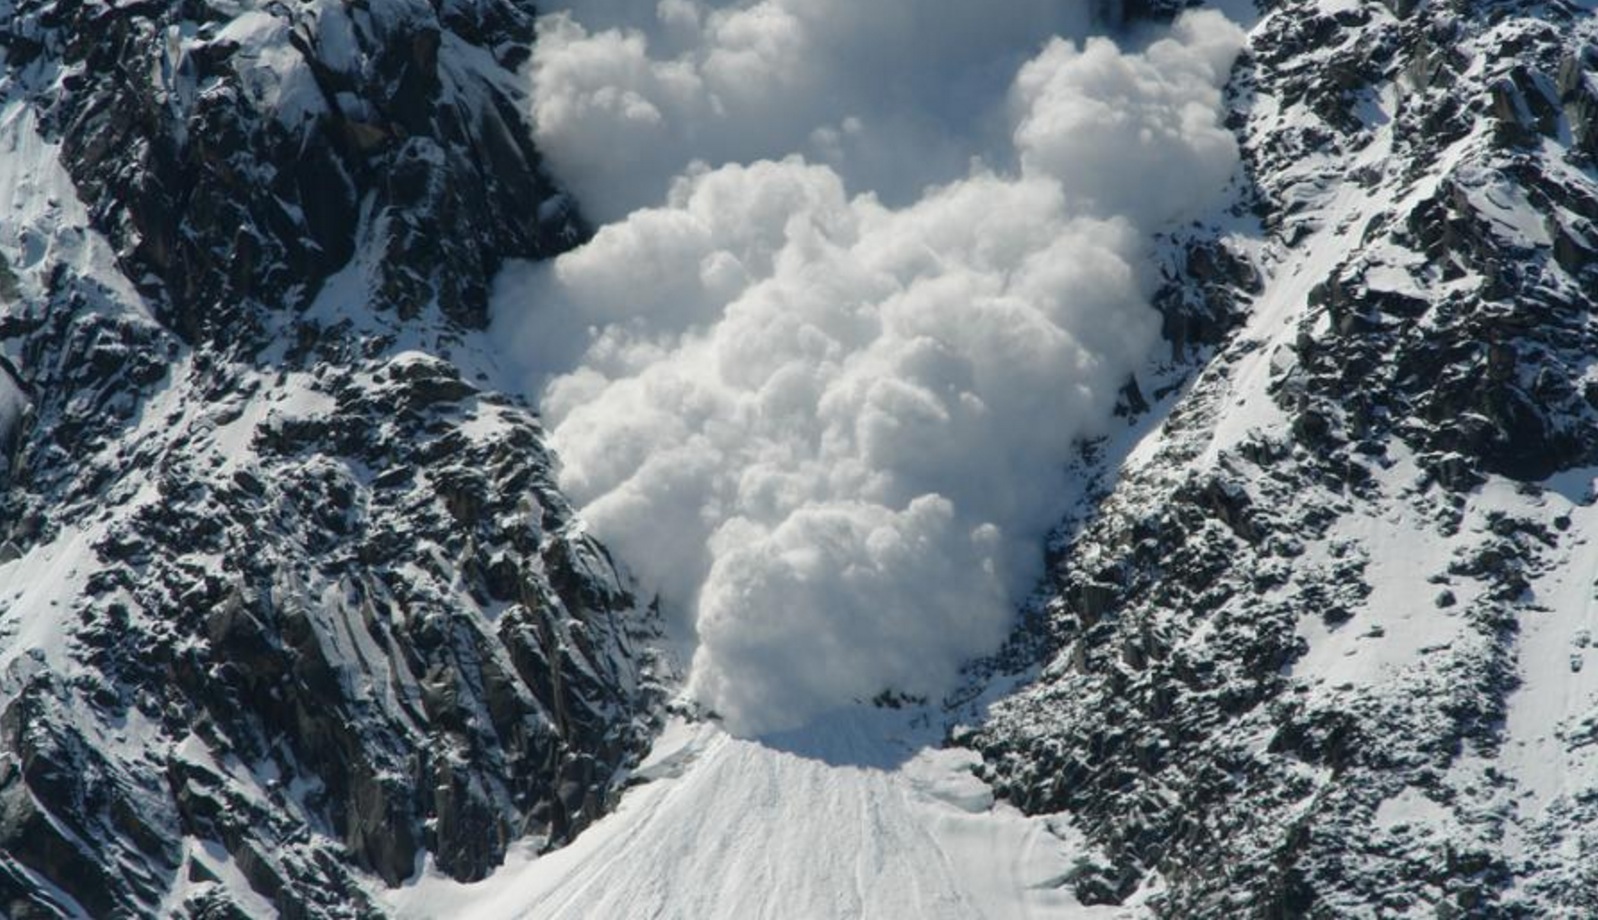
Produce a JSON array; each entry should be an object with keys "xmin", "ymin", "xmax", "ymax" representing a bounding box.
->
[{"xmin": 383, "ymin": 711, "xmax": 1117, "ymax": 920}]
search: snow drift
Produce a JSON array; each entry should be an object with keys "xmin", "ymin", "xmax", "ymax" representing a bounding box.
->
[{"xmin": 496, "ymin": 1, "xmax": 1244, "ymax": 734}]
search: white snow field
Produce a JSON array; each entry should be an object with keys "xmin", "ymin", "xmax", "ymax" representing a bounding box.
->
[{"xmin": 381, "ymin": 710, "xmax": 1118, "ymax": 920}]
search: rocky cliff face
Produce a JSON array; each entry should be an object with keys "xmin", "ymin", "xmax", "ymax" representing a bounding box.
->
[
  {"xmin": 0, "ymin": 2, "xmax": 660, "ymax": 917},
  {"xmin": 7, "ymin": 0, "xmax": 1598, "ymax": 917},
  {"xmin": 969, "ymin": 0, "xmax": 1598, "ymax": 916}
]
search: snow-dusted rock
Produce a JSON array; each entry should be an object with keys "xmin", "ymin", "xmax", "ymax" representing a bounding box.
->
[
  {"xmin": 5, "ymin": 0, "xmax": 1598, "ymax": 916},
  {"xmin": 970, "ymin": 0, "xmax": 1598, "ymax": 915},
  {"xmin": 0, "ymin": 2, "xmax": 658, "ymax": 916}
]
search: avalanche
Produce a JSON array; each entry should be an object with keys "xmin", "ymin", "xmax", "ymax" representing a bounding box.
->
[{"xmin": 498, "ymin": 1, "xmax": 1245, "ymax": 736}]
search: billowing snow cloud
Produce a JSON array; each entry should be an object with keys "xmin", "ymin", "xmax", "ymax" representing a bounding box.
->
[
  {"xmin": 499, "ymin": 3, "xmax": 1243, "ymax": 735},
  {"xmin": 528, "ymin": 0, "xmax": 1095, "ymax": 222}
]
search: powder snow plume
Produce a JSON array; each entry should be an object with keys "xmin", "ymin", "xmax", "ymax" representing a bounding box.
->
[{"xmin": 496, "ymin": 1, "xmax": 1244, "ymax": 735}]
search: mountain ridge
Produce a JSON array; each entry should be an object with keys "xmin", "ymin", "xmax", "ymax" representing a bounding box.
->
[
  {"xmin": 971, "ymin": 0, "xmax": 1598, "ymax": 914},
  {"xmin": 0, "ymin": 2, "xmax": 660, "ymax": 916},
  {"xmin": 2, "ymin": 0, "xmax": 1597, "ymax": 917}
]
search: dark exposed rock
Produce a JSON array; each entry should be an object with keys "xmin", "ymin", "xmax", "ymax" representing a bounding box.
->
[
  {"xmin": 0, "ymin": 2, "xmax": 662, "ymax": 917},
  {"xmin": 968, "ymin": 1, "xmax": 1598, "ymax": 917},
  {"xmin": 1, "ymin": 0, "xmax": 584, "ymax": 346}
]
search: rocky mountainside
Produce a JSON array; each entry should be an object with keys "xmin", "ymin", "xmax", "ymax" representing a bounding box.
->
[
  {"xmin": 4, "ymin": 0, "xmax": 1598, "ymax": 917},
  {"xmin": 969, "ymin": 0, "xmax": 1598, "ymax": 916},
  {"xmin": 0, "ymin": 1, "xmax": 661, "ymax": 917}
]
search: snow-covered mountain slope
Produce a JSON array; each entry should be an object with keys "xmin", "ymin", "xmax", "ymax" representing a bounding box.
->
[
  {"xmin": 0, "ymin": 2, "xmax": 662, "ymax": 917},
  {"xmin": 396, "ymin": 0, "xmax": 1598, "ymax": 913},
  {"xmin": 4, "ymin": 0, "xmax": 1598, "ymax": 916},
  {"xmin": 380, "ymin": 711, "xmax": 1111, "ymax": 920},
  {"xmin": 971, "ymin": 0, "xmax": 1598, "ymax": 915}
]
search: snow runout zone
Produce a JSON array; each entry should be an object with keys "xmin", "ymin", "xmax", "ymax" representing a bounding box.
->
[{"xmin": 382, "ymin": 711, "xmax": 1118, "ymax": 920}]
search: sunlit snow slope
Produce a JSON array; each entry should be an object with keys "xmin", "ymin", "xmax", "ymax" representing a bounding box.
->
[{"xmin": 382, "ymin": 711, "xmax": 1115, "ymax": 920}]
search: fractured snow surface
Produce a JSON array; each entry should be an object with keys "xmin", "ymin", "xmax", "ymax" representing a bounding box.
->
[{"xmin": 381, "ymin": 711, "xmax": 1117, "ymax": 920}]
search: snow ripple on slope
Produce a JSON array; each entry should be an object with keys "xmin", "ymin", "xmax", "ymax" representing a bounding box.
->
[{"xmin": 383, "ymin": 712, "xmax": 1117, "ymax": 920}]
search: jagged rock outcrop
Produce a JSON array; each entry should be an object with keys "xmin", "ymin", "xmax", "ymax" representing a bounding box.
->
[
  {"xmin": 0, "ymin": 2, "xmax": 658, "ymax": 917},
  {"xmin": 8, "ymin": 0, "xmax": 1598, "ymax": 915},
  {"xmin": 3, "ymin": 0, "xmax": 582, "ymax": 342},
  {"xmin": 970, "ymin": 1, "xmax": 1598, "ymax": 916}
]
